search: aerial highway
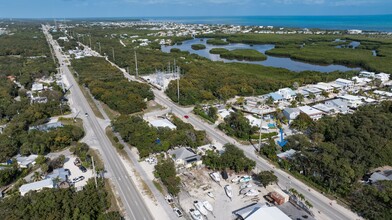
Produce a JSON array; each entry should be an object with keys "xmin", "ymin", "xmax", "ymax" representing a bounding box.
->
[
  {"xmin": 42, "ymin": 25, "xmax": 153, "ymax": 220},
  {"xmin": 76, "ymin": 36, "xmax": 361, "ymax": 220}
]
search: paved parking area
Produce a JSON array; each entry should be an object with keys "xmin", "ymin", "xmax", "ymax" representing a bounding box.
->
[{"xmin": 63, "ymin": 156, "xmax": 93, "ymax": 189}]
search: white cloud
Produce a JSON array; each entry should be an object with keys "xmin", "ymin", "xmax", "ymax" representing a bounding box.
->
[
  {"xmin": 274, "ymin": 0, "xmax": 324, "ymax": 4},
  {"xmin": 331, "ymin": 0, "xmax": 377, "ymax": 6}
]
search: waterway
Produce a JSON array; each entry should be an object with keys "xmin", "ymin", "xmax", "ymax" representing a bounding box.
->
[{"xmin": 161, "ymin": 38, "xmax": 360, "ymax": 73}]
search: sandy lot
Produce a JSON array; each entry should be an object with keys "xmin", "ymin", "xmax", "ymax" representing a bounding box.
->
[{"xmin": 63, "ymin": 156, "xmax": 93, "ymax": 189}]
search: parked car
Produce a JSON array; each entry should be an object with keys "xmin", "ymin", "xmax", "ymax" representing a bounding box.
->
[
  {"xmin": 184, "ymin": 115, "xmax": 189, "ymax": 119},
  {"xmin": 72, "ymin": 176, "xmax": 85, "ymax": 183},
  {"xmin": 173, "ymin": 207, "xmax": 183, "ymax": 218},
  {"xmin": 79, "ymin": 166, "xmax": 87, "ymax": 173}
]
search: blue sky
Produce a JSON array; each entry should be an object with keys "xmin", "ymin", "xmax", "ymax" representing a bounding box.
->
[{"xmin": 1, "ymin": 0, "xmax": 391, "ymax": 18}]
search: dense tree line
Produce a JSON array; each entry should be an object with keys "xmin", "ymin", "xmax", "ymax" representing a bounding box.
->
[
  {"xmin": 0, "ymin": 179, "xmax": 122, "ymax": 220},
  {"xmin": 210, "ymin": 48, "xmax": 267, "ymax": 61},
  {"xmin": 112, "ymin": 115, "xmax": 208, "ymax": 157},
  {"xmin": 283, "ymin": 101, "xmax": 392, "ymax": 219},
  {"xmin": 202, "ymin": 144, "xmax": 256, "ymax": 172},
  {"xmin": 72, "ymin": 57, "xmax": 153, "ymax": 114},
  {"xmin": 154, "ymin": 158, "xmax": 181, "ymax": 196}
]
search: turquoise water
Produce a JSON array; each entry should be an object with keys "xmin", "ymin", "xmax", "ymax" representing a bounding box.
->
[
  {"xmin": 161, "ymin": 38, "xmax": 360, "ymax": 72},
  {"xmin": 150, "ymin": 15, "xmax": 392, "ymax": 32}
]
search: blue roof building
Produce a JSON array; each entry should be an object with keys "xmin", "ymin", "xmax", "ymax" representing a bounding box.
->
[{"xmin": 267, "ymin": 93, "xmax": 284, "ymax": 102}]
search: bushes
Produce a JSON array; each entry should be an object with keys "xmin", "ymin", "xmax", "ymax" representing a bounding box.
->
[
  {"xmin": 154, "ymin": 159, "xmax": 181, "ymax": 196},
  {"xmin": 211, "ymin": 48, "xmax": 267, "ymax": 61},
  {"xmin": 206, "ymin": 38, "xmax": 229, "ymax": 45},
  {"xmin": 72, "ymin": 57, "xmax": 153, "ymax": 114},
  {"xmin": 218, "ymin": 111, "xmax": 258, "ymax": 140},
  {"xmin": 191, "ymin": 44, "xmax": 206, "ymax": 50},
  {"xmin": 203, "ymin": 144, "xmax": 256, "ymax": 172}
]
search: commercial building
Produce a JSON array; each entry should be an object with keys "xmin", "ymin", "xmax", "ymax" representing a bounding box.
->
[{"xmin": 375, "ymin": 73, "xmax": 390, "ymax": 82}]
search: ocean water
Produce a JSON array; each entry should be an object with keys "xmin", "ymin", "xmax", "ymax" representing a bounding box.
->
[{"xmin": 149, "ymin": 15, "xmax": 392, "ymax": 32}]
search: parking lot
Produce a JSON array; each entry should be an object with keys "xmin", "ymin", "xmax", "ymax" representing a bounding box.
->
[{"xmin": 63, "ymin": 156, "xmax": 93, "ymax": 189}]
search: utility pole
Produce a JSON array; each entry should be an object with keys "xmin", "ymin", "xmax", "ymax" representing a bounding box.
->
[
  {"xmin": 89, "ymin": 34, "xmax": 92, "ymax": 48},
  {"xmin": 97, "ymin": 42, "xmax": 101, "ymax": 54},
  {"xmin": 177, "ymin": 77, "xmax": 180, "ymax": 104},
  {"xmin": 258, "ymin": 109, "xmax": 264, "ymax": 151},
  {"xmin": 112, "ymin": 47, "xmax": 115, "ymax": 61},
  {"xmin": 134, "ymin": 50, "xmax": 138, "ymax": 78},
  {"xmin": 92, "ymin": 156, "xmax": 98, "ymax": 188}
]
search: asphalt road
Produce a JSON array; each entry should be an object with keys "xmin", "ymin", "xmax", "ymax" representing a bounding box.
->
[
  {"xmin": 151, "ymin": 89, "xmax": 361, "ymax": 220},
  {"xmin": 42, "ymin": 25, "xmax": 153, "ymax": 220}
]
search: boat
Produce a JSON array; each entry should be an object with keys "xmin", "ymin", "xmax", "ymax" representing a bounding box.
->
[
  {"xmin": 245, "ymin": 189, "xmax": 260, "ymax": 197},
  {"xmin": 207, "ymin": 192, "xmax": 214, "ymax": 199},
  {"xmin": 231, "ymin": 176, "xmax": 241, "ymax": 183},
  {"xmin": 240, "ymin": 183, "xmax": 252, "ymax": 189},
  {"xmin": 209, "ymin": 172, "xmax": 221, "ymax": 182},
  {"xmin": 239, "ymin": 175, "xmax": 251, "ymax": 183},
  {"xmin": 224, "ymin": 185, "xmax": 233, "ymax": 199},
  {"xmin": 202, "ymin": 201, "xmax": 213, "ymax": 212},
  {"xmin": 194, "ymin": 201, "xmax": 208, "ymax": 216},
  {"xmin": 190, "ymin": 208, "xmax": 204, "ymax": 220}
]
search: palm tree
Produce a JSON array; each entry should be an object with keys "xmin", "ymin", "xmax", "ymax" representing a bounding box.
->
[
  {"xmin": 305, "ymin": 200, "xmax": 313, "ymax": 209},
  {"xmin": 32, "ymin": 171, "xmax": 42, "ymax": 182}
]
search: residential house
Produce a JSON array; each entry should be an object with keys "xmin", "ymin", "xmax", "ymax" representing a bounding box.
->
[
  {"xmin": 338, "ymin": 95, "xmax": 363, "ymax": 108},
  {"xmin": 352, "ymin": 76, "xmax": 372, "ymax": 86},
  {"xmin": 277, "ymin": 149, "xmax": 297, "ymax": 160},
  {"xmin": 19, "ymin": 179, "xmax": 55, "ymax": 196},
  {"xmin": 375, "ymin": 73, "xmax": 390, "ymax": 82},
  {"xmin": 325, "ymin": 99, "xmax": 349, "ymax": 114},
  {"xmin": 218, "ymin": 108, "xmax": 234, "ymax": 119},
  {"xmin": 277, "ymin": 88, "xmax": 296, "ymax": 101},
  {"xmin": 303, "ymin": 87, "xmax": 322, "ymax": 96},
  {"xmin": 369, "ymin": 170, "xmax": 392, "ymax": 183},
  {"xmin": 16, "ymin": 154, "xmax": 38, "ymax": 168},
  {"xmin": 359, "ymin": 71, "xmax": 375, "ymax": 78},
  {"xmin": 298, "ymin": 106, "xmax": 324, "ymax": 120},
  {"xmin": 31, "ymin": 83, "xmax": 44, "ymax": 92},
  {"xmin": 267, "ymin": 93, "xmax": 284, "ymax": 103},
  {"xmin": 168, "ymin": 147, "xmax": 202, "ymax": 169},
  {"xmin": 245, "ymin": 115, "xmax": 261, "ymax": 128},
  {"xmin": 282, "ymin": 107, "xmax": 300, "ymax": 123},
  {"xmin": 46, "ymin": 168, "xmax": 70, "ymax": 182},
  {"xmin": 335, "ymin": 78, "xmax": 354, "ymax": 89},
  {"xmin": 312, "ymin": 103, "xmax": 335, "ymax": 115},
  {"xmin": 314, "ymin": 83, "xmax": 333, "ymax": 92}
]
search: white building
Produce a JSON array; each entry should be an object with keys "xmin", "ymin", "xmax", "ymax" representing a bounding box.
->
[
  {"xmin": 149, "ymin": 119, "xmax": 177, "ymax": 130},
  {"xmin": 359, "ymin": 71, "xmax": 375, "ymax": 78},
  {"xmin": 314, "ymin": 83, "xmax": 333, "ymax": 92},
  {"xmin": 338, "ymin": 95, "xmax": 364, "ymax": 108},
  {"xmin": 31, "ymin": 83, "xmax": 44, "ymax": 92},
  {"xmin": 352, "ymin": 76, "xmax": 372, "ymax": 86},
  {"xmin": 245, "ymin": 115, "xmax": 261, "ymax": 128},
  {"xmin": 218, "ymin": 108, "xmax": 234, "ymax": 119},
  {"xmin": 19, "ymin": 179, "xmax": 55, "ymax": 196},
  {"xmin": 234, "ymin": 204, "xmax": 291, "ymax": 220},
  {"xmin": 282, "ymin": 108, "xmax": 300, "ymax": 123},
  {"xmin": 335, "ymin": 78, "xmax": 354, "ymax": 89},
  {"xmin": 375, "ymin": 73, "xmax": 390, "ymax": 82},
  {"xmin": 312, "ymin": 103, "xmax": 335, "ymax": 115},
  {"xmin": 298, "ymin": 106, "xmax": 324, "ymax": 120},
  {"xmin": 277, "ymin": 88, "xmax": 296, "ymax": 101},
  {"xmin": 16, "ymin": 154, "xmax": 38, "ymax": 168},
  {"xmin": 325, "ymin": 99, "xmax": 349, "ymax": 114}
]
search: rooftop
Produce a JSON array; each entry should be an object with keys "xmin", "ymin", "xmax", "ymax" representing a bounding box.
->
[
  {"xmin": 19, "ymin": 179, "xmax": 55, "ymax": 196},
  {"xmin": 168, "ymin": 147, "xmax": 200, "ymax": 162},
  {"xmin": 150, "ymin": 119, "xmax": 177, "ymax": 130},
  {"xmin": 234, "ymin": 203, "xmax": 291, "ymax": 220},
  {"xmin": 298, "ymin": 106, "xmax": 323, "ymax": 116}
]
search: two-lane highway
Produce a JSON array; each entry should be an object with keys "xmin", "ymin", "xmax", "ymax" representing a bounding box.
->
[{"xmin": 42, "ymin": 25, "xmax": 153, "ymax": 220}]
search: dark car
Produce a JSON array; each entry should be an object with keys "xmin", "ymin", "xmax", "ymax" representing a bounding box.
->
[
  {"xmin": 79, "ymin": 166, "xmax": 87, "ymax": 173},
  {"xmin": 184, "ymin": 115, "xmax": 189, "ymax": 119}
]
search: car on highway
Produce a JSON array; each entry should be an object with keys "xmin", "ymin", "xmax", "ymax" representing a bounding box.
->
[
  {"xmin": 85, "ymin": 112, "xmax": 89, "ymax": 117},
  {"xmin": 184, "ymin": 115, "xmax": 189, "ymax": 119},
  {"xmin": 173, "ymin": 207, "xmax": 183, "ymax": 218},
  {"xmin": 79, "ymin": 166, "xmax": 87, "ymax": 173}
]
